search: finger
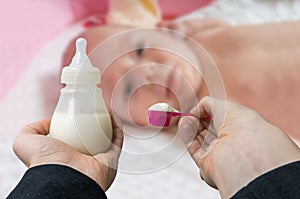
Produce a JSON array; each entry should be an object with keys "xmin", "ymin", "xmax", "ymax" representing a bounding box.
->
[
  {"xmin": 199, "ymin": 131, "xmax": 218, "ymax": 158},
  {"xmin": 188, "ymin": 134, "xmax": 204, "ymax": 158},
  {"xmin": 21, "ymin": 118, "xmax": 51, "ymax": 136},
  {"xmin": 96, "ymin": 127, "xmax": 124, "ymax": 160},
  {"xmin": 193, "ymin": 97, "xmax": 227, "ymax": 134},
  {"xmin": 13, "ymin": 119, "xmax": 51, "ymax": 167},
  {"xmin": 111, "ymin": 128, "xmax": 124, "ymax": 153},
  {"xmin": 111, "ymin": 111, "xmax": 123, "ymax": 130},
  {"xmin": 93, "ymin": 128, "xmax": 124, "ymax": 170},
  {"xmin": 192, "ymin": 96, "xmax": 213, "ymax": 118},
  {"xmin": 178, "ymin": 116, "xmax": 207, "ymax": 160},
  {"xmin": 178, "ymin": 116, "xmax": 201, "ymax": 146},
  {"xmin": 110, "ymin": 113, "xmax": 124, "ymax": 158},
  {"xmin": 200, "ymin": 118, "xmax": 211, "ymax": 130}
]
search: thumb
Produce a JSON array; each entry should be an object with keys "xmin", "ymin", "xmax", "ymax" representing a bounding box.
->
[
  {"xmin": 192, "ymin": 96, "xmax": 227, "ymax": 136},
  {"xmin": 178, "ymin": 116, "xmax": 200, "ymax": 146}
]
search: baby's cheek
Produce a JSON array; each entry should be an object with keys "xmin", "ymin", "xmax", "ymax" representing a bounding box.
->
[{"xmin": 131, "ymin": 109, "xmax": 148, "ymax": 126}]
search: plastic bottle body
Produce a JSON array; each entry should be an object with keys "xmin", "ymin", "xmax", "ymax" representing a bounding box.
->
[{"xmin": 50, "ymin": 84, "xmax": 113, "ymax": 155}]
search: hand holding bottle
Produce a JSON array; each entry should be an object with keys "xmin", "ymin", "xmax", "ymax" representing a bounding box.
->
[
  {"xmin": 13, "ymin": 118, "xmax": 123, "ymax": 191},
  {"xmin": 178, "ymin": 97, "xmax": 300, "ymax": 198}
]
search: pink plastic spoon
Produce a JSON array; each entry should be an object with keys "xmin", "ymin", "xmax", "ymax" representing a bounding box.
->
[{"xmin": 148, "ymin": 110, "xmax": 195, "ymax": 127}]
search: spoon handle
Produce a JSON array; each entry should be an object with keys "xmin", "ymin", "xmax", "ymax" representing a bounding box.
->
[
  {"xmin": 170, "ymin": 112, "xmax": 195, "ymax": 117},
  {"xmin": 170, "ymin": 112, "xmax": 213, "ymax": 121}
]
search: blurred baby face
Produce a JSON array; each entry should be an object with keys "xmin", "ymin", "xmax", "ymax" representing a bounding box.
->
[{"xmin": 79, "ymin": 26, "xmax": 202, "ymax": 126}]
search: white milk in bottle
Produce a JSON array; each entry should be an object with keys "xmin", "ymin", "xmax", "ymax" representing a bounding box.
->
[{"xmin": 49, "ymin": 38, "xmax": 113, "ymax": 155}]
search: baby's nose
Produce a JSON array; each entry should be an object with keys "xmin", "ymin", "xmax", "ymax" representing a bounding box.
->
[
  {"xmin": 145, "ymin": 64, "xmax": 167, "ymax": 83},
  {"xmin": 145, "ymin": 64, "xmax": 156, "ymax": 79},
  {"xmin": 133, "ymin": 64, "xmax": 169, "ymax": 85}
]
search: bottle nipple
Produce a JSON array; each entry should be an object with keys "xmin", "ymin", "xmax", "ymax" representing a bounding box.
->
[
  {"xmin": 61, "ymin": 38, "xmax": 100, "ymax": 85},
  {"xmin": 70, "ymin": 38, "xmax": 93, "ymax": 69}
]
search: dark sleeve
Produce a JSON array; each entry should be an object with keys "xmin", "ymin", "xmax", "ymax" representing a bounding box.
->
[
  {"xmin": 232, "ymin": 160, "xmax": 300, "ymax": 199},
  {"xmin": 7, "ymin": 164, "xmax": 107, "ymax": 199}
]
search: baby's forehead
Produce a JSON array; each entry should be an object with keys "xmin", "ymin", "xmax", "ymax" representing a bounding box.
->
[
  {"xmin": 87, "ymin": 26, "xmax": 186, "ymax": 58},
  {"xmin": 82, "ymin": 25, "xmax": 132, "ymax": 44},
  {"xmin": 96, "ymin": 26, "xmax": 181, "ymax": 48}
]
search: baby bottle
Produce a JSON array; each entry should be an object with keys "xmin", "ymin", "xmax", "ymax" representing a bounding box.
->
[{"xmin": 49, "ymin": 38, "xmax": 113, "ymax": 155}]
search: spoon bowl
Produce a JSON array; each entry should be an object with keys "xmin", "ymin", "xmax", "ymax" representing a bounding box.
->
[{"xmin": 148, "ymin": 110, "xmax": 194, "ymax": 127}]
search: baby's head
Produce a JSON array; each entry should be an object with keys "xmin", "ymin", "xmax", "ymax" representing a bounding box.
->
[{"xmin": 63, "ymin": 25, "xmax": 203, "ymax": 126}]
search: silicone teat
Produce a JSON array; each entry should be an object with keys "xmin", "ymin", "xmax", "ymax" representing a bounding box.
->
[
  {"xmin": 61, "ymin": 37, "xmax": 100, "ymax": 84},
  {"xmin": 70, "ymin": 38, "xmax": 93, "ymax": 68}
]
